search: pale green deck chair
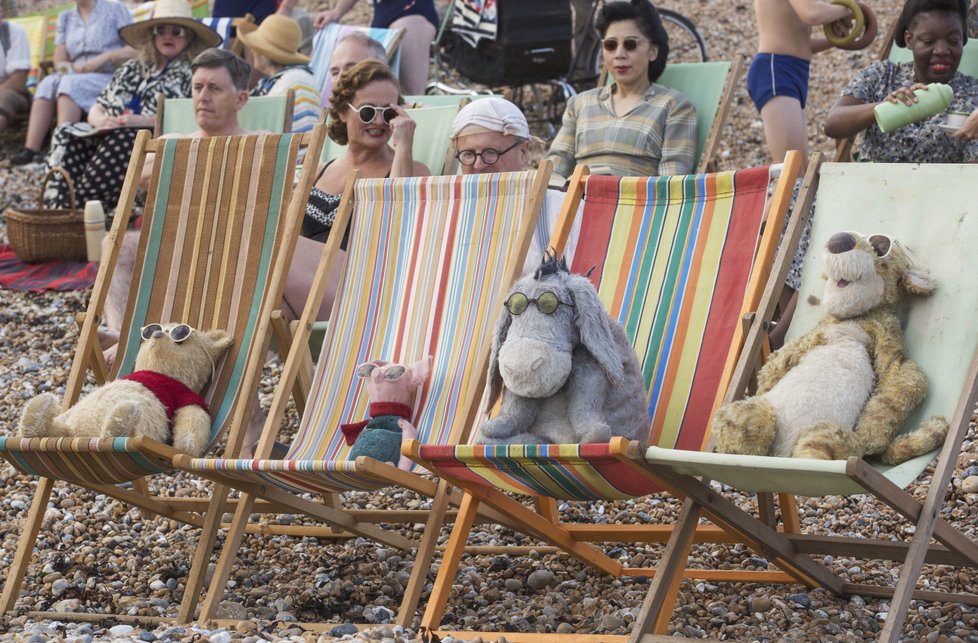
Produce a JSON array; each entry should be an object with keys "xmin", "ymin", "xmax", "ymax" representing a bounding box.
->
[
  {"xmin": 623, "ymin": 160, "xmax": 978, "ymax": 641},
  {"xmin": 319, "ymin": 103, "xmax": 463, "ymax": 174},
  {"xmin": 601, "ymin": 59, "xmax": 742, "ymax": 173},
  {"xmin": 154, "ymin": 91, "xmax": 295, "ymax": 136}
]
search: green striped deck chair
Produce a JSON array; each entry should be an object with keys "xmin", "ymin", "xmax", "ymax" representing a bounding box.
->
[
  {"xmin": 170, "ymin": 166, "xmax": 552, "ymax": 626},
  {"xmin": 622, "ymin": 160, "xmax": 978, "ymax": 641},
  {"xmin": 310, "ymin": 22, "xmax": 404, "ymax": 109},
  {"xmin": 155, "ymin": 92, "xmax": 295, "ymax": 136},
  {"xmin": 0, "ymin": 127, "xmax": 328, "ymax": 620},
  {"xmin": 410, "ymin": 154, "xmax": 805, "ymax": 640}
]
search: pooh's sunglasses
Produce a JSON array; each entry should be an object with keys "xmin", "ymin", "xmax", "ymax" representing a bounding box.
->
[
  {"xmin": 504, "ymin": 291, "xmax": 574, "ymax": 316},
  {"xmin": 140, "ymin": 323, "xmax": 193, "ymax": 343}
]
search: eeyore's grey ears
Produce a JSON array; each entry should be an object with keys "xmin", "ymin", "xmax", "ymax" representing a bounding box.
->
[
  {"xmin": 485, "ymin": 304, "xmax": 514, "ymax": 412},
  {"xmin": 566, "ymin": 274, "xmax": 624, "ymax": 385}
]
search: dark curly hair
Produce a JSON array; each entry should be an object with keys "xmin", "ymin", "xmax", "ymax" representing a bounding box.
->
[
  {"xmin": 894, "ymin": 0, "xmax": 967, "ymax": 47},
  {"xmin": 327, "ymin": 59, "xmax": 403, "ymax": 145},
  {"xmin": 596, "ymin": 0, "xmax": 669, "ymax": 83}
]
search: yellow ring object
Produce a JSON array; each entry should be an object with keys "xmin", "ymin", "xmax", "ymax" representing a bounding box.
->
[{"xmin": 823, "ymin": 0, "xmax": 865, "ymax": 48}]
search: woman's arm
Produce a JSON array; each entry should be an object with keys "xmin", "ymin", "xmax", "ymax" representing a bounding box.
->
[
  {"xmin": 314, "ymin": 0, "xmax": 359, "ymax": 29},
  {"xmin": 74, "ymin": 46, "xmax": 136, "ymax": 73},
  {"xmin": 388, "ymin": 104, "xmax": 430, "ymax": 178},
  {"xmin": 546, "ymin": 97, "xmax": 579, "ymax": 182},
  {"xmin": 657, "ymin": 96, "xmax": 698, "ymax": 176},
  {"xmin": 824, "ymin": 84, "xmax": 925, "ymax": 139}
]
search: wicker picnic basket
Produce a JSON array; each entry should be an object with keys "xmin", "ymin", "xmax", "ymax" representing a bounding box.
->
[{"xmin": 5, "ymin": 167, "xmax": 87, "ymax": 263}]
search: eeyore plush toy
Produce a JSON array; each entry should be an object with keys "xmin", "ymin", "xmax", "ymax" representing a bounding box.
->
[{"xmin": 474, "ymin": 254, "xmax": 650, "ymax": 444}]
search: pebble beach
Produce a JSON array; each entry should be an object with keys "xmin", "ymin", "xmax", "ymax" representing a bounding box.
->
[{"xmin": 3, "ymin": 0, "xmax": 978, "ymax": 641}]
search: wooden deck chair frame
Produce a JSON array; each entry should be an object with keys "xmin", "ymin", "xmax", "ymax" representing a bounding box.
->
[
  {"xmin": 0, "ymin": 126, "xmax": 328, "ymax": 624},
  {"xmin": 167, "ymin": 164, "xmax": 554, "ymax": 629},
  {"xmin": 598, "ymin": 58, "xmax": 743, "ymax": 173},
  {"xmin": 620, "ymin": 156, "xmax": 978, "ymax": 642},
  {"xmin": 153, "ymin": 90, "xmax": 296, "ymax": 137},
  {"xmin": 406, "ymin": 151, "xmax": 808, "ymax": 642}
]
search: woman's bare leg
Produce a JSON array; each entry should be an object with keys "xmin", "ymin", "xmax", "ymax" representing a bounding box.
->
[
  {"xmin": 56, "ymin": 94, "xmax": 83, "ymax": 125},
  {"xmin": 24, "ymin": 97, "xmax": 54, "ymax": 151},
  {"xmin": 388, "ymin": 14, "xmax": 437, "ymax": 96}
]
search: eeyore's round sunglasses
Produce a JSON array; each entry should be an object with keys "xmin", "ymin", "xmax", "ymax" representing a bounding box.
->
[
  {"xmin": 846, "ymin": 231, "xmax": 896, "ymax": 259},
  {"xmin": 505, "ymin": 291, "xmax": 574, "ymax": 316},
  {"xmin": 140, "ymin": 323, "xmax": 193, "ymax": 343}
]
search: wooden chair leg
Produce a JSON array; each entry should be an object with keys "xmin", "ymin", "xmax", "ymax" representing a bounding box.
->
[
  {"xmin": 397, "ymin": 479, "xmax": 452, "ymax": 628},
  {"xmin": 778, "ymin": 493, "xmax": 801, "ymax": 533},
  {"xmin": 421, "ymin": 492, "xmax": 480, "ymax": 629},
  {"xmin": 196, "ymin": 491, "xmax": 259, "ymax": 623},
  {"xmin": 0, "ymin": 477, "xmax": 55, "ymax": 613},
  {"xmin": 629, "ymin": 497, "xmax": 702, "ymax": 641},
  {"xmin": 177, "ymin": 484, "xmax": 233, "ymax": 623}
]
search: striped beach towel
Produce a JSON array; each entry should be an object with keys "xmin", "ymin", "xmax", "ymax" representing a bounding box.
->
[
  {"xmin": 0, "ymin": 133, "xmax": 310, "ymax": 486},
  {"xmin": 417, "ymin": 167, "xmax": 774, "ymax": 500},
  {"xmin": 182, "ymin": 171, "xmax": 546, "ymax": 494}
]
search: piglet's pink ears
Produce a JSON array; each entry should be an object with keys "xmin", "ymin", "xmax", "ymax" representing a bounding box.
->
[{"xmin": 407, "ymin": 356, "xmax": 433, "ymax": 389}]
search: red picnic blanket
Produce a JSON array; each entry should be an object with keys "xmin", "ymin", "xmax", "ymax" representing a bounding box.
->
[{"xmin": 0, "ymin": 244, "xmax": 97, "ymax": 292}]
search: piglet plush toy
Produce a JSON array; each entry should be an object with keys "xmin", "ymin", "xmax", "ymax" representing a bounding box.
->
[{"xmin": 341, "ymin": 357, "xmax": 431, "ymax": 470}]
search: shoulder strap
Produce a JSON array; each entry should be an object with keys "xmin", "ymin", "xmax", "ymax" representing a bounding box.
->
[{"xmin": 0, "ymin": 22, "xmax": 10, "ymax": 57}]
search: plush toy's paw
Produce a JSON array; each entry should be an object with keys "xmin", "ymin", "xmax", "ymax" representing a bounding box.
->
[
  {"xmin": 879, "ymin": 416, "xmax": 949, "ymax": 465},
  {"xmin": 19, "ymin": 394, "xmax": 59, "ymax": 437},
  {"xmin": 577, "ymin": 422, "xmax": 612, "ymax": 443},
  {"xmin": 476, "ymin": 417, "xmax": 519, "ymax": 443},
  {"xmin": 791, "ymin": 421, "xmax": 865, "ymax": 460},
  {"xmin": 712, "ymin": 398, "xmax": 777, "ymax": 456},
  {"xmin": 104, "ymin": 401, "xmax": 141, "ymax": 438},
  {"xmin": 172, "ymin": 407, "xmax": 212, "ymax": 456}
]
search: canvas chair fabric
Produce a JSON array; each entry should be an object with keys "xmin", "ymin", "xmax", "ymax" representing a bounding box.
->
[
  {"xmin": 309, "ymin": 22, "xmax": 403, "ymax": 109},
  {"xmin": 0, "ymin": 133, "xmax": 319, "ymax": 487},
  {"xmin": 156, "ymin": 92, "xmax": 294, "ymax": 136},
  {"xmin": 624, "ymin": 160, "xmax": 978, "ymax": 640}
]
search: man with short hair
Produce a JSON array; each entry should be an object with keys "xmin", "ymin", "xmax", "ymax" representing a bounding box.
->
[
  {"xmin": 327, "ymin": 31, "xmax": 388, "ymax": 91},
  {"xmin": 188, "ymin": 47, "xmax": 251, "ymax": 136},
  {"xmin": 0, "ymin": 4, "xmax": 31, "ymax": 135},
  {"xmin": 450, "ymin": 97, "xmax": 581, "ymax": 273}
]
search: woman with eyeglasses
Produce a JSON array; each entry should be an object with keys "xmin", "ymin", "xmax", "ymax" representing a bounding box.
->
[
  {"xmin": 546, "ymin": 0, "xmax": 697, "ymax": 184},
  {"xmin": 41, "ymin": 0, "xmax": 221, "ymax": 210},
  {"xmin": 282, "ymin": 59, "xmax": 429, "ymax": 321},
  {"xmin": 12, "ymin": 0, "xmax": 135, "ymax": 165}
]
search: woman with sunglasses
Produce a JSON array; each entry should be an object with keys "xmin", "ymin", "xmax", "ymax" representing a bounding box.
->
[
  {"xmin": 40, "ymin": 0, "xmax": 221, "ymax": 210},
  {"xmin": 546, "ymin": 0, "xmax": 697, "ymax": 184},
  {"xmin": 11, "ymin": 0, "xmax": 135, "ymax": 165},
  {"xmin": 282, "ymin": 59, "xmax": 429, "ymax": 321}
]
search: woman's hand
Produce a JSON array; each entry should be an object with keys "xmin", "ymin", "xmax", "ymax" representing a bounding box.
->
[
  {"xmin": 73, "ymin": 54, "xmax": 105, "ymax": 74},
  {"xmin": 314, "ymin": 9, "xmax": 341, "ymax": 28},
  {"xmin": 952, "ymin": 108, "xmax": 978, "ymax": 140},
  {"xmin": 884, "ymin": 83, "xmax": 928, "ymax": 106},
  {"xmin": 110, "ymin": 112, "xmax": 154, "ymax": 128},
  {"xmin": 388, "ymin": 103, "xmax": 416, "ymax": 149}
]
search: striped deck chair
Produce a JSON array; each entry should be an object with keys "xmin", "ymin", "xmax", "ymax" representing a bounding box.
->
[
  {"xmin": 621, "ymin": 159, "xmax": 978, "ymax": 642},
  {"xmin": 8, "ymin": 14, "xmax": 55, "ymax": 94},
  {"xmin": 408, "ymin": 152, "xmax": 806, "ymax": 640},
  {"xmin": 309, "ymin": 22, "xmax": 404, "ymax": 109},
  {"xmin": 170, "ymin": 166, "xmax": 552, "ymax": 627},
  {"xmin": 0, "ymin": 127, "xmax": 328, "ymax": 621}
]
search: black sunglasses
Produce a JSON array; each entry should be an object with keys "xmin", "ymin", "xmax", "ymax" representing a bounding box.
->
[
  {"xmin": 455, "ymin": 140, "xmax": 522, "ymax": 166},
  {"xmin": 505, "ymin": 291, "xmax": 574, "ymax": 316},
  {"xmin": 602, "ymin": 36, "xmax": 651, "ymax": 52},
  {"xmin": 141, "ymin": 323, "xmax": 193, "ymax": 343},
  {"xmin": 348, "ymin": 103, "xmax": 398, "ymax": 124}
]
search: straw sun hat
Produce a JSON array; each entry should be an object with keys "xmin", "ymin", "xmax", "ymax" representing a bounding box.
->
[
  {"xmin": 236, "ymin": 14, "xmax": 310, "ymax": 66},
  {"xmin": 119, "ymin": 0, "xmax": 222, "ymax": 49}
]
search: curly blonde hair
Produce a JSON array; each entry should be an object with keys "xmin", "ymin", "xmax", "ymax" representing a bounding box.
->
[{"xmin": 327, "ymin": 59, "xmax": 403, "ymax": 145}]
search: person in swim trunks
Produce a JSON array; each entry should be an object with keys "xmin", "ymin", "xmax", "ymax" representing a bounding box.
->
[
  {"xmin": 751, "ymin": 0, "xmax": 854, "ymax": 168},
  {"xmin": 309, "ymin": 0, "xmax": 437, "ymax": 95}
]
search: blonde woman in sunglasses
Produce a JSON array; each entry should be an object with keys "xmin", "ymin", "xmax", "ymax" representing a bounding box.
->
[{"xmin": 546, "ymin": 0, "xmax": 697, "ymax": 185}]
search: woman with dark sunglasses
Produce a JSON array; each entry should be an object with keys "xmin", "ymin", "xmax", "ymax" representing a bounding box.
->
[
  {"xmin": 282, "ymin": 59, "xmax": 429, "ymax": 323},
  {"xmin": 40, "ymin": 0, "xmax": 222, "ymax": 210},
  {"xmin": 546, "ymin": 0, "xmax": 697, "ymax": 184}
]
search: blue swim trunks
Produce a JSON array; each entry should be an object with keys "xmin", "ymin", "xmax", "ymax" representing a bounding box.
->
[{"xmin": 747, "ymin": 53, "xmax": 811, "ymax": 111}]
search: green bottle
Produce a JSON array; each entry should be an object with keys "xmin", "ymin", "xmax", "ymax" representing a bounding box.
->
[{"xmin": 873, "ymin": 83, "xmax": 954, "ymax": 133}]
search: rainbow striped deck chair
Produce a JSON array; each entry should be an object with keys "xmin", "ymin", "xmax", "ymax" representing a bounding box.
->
[
  {"xmin": 409, "ymin": 153, "xmax": 806, "ymax": 641},
  {"xmin": 8, "ymin": 14, "xmax": 56, "ymax": 94},
  {"xmin": 0, "ymin": 127, "xmax": 328, "ymax": 622},
  {"xmin": 309, "ymin": 22, "xmax": 404, "ymax": 109},
  {"xmin": 169, "ymin": 166, "xmax": 552, "ymax": 627}
]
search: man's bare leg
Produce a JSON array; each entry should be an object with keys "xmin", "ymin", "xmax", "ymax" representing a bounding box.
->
[
  {"xmin": 388, "ymin": 14, "xmax": 436, "ymax": 95},
  {"xmin": 760, "ymin": 95, "xmax": 809, "ymax": 170}
]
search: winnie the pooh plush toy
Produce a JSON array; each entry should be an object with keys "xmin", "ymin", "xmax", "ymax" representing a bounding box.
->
[
  {"xmin": 19, "ymin": 323, "xmax": 231, "ymax": 457},
  {"xmin": 713, "ymin": 231, "xmax": 947, "ymax": 463}
]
